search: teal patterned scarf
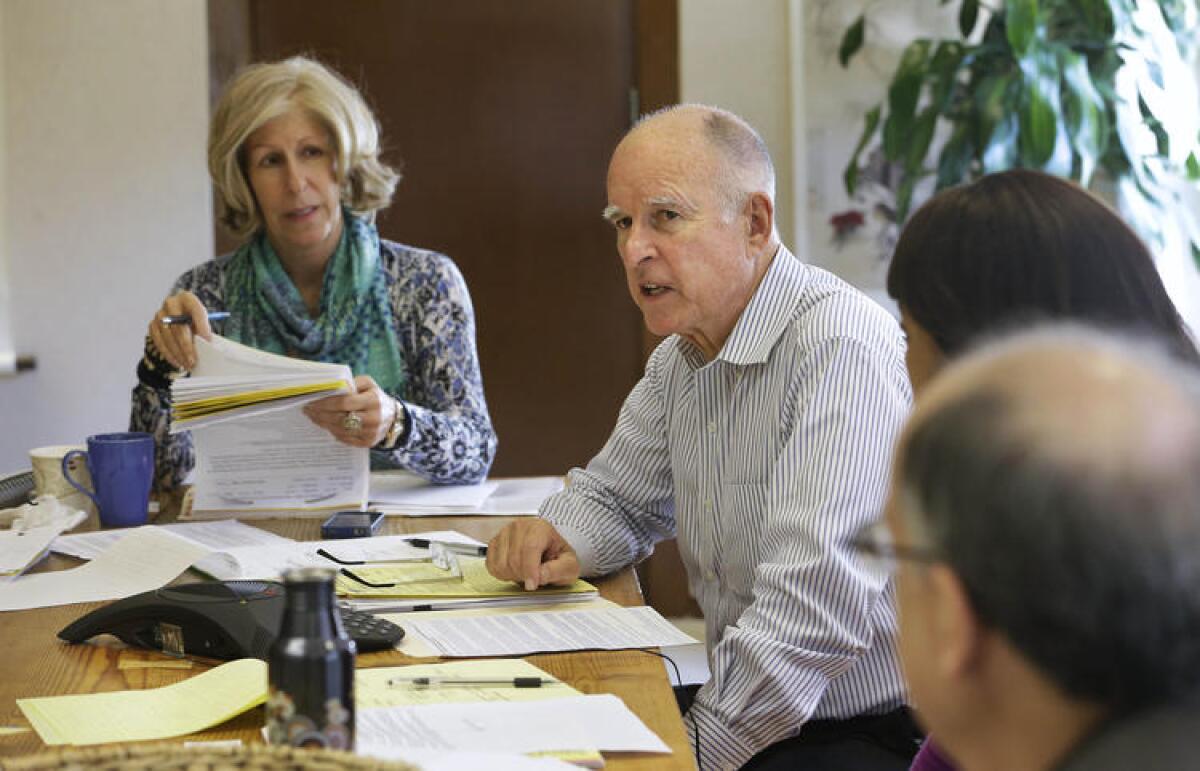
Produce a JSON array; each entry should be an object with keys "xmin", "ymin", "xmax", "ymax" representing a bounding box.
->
[{"xmin": 223, "ymin": 211, "xmax": 405, "ymax": 397}]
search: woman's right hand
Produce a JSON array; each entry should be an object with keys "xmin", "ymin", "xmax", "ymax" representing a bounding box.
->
[{"xmin": 148, "ymin": 291, "xmax": 213, "ymax": 371}]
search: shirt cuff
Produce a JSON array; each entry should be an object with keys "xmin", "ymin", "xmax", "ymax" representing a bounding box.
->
[
  {"xmin": 549, "ymin": 521, "xmax": 598, "ymax": 577},
  {"xmin": 687, "ymin": 701, "xmax": 760, "ymax": 771}
]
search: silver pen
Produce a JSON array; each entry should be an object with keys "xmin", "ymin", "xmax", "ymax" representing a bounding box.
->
[
  {"xmin": 162, "ymin": 311, "xmax": 231, "ymax": 326},
  {"xmin": 388, "ymin": 676, "xmax": 557, "ymax": 688}
]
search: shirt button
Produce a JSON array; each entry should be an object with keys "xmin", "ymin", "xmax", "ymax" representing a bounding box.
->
[
  {"xmin": 704, "ymin": 569, "xmax": 717, "ymax": 581},
  {"xmin": 707, "ymin": 421, "xmax": 717, "ymax": 434},
  {"xmin": 704, "ymin": 499, "xmax": 713, "ymax": 511}
]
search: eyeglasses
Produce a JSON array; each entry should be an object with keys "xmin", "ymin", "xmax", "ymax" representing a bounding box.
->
[
  {"xmin": 849, "ymin": 520, "xmax": 941, "ymax": 571},
  {"xmin": 320, "ymin": 541, "xmax": 463, "ymax": 588}
]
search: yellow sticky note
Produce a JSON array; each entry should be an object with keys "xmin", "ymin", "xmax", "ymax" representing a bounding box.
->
[{"xmin": 17, "ymin": 658, "xmax": 266, "ymax": 746}]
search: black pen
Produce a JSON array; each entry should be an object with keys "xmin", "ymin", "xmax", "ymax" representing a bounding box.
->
[
  {"xmin": 406, "ymin": 538, "xmax": 487, "ymax": 557},
  {"xmin": 162, "ymin": 311, "xmax": 231, "ymax": 326},
  {"xmin": 388, "ymin": 676, "xmax": 556, "ymax": 688}
]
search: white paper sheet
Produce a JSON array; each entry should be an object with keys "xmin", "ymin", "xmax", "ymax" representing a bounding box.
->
[
  {"xmin": 404, "ymin": 605, "xmax": 698, "ymax": 657},
  {"xmin": 0, "ymin": 524, "xmax": 60, "ymax": 578},
  {"xmin": 357, "ymin": 694, "xmax": 669, "ymax": 755},
  {"xmin": 190, "ymin": 408, "xmax": 368, "ymax": 513},
  {"xmin": 370, "ymin": 475, "xmax": 564, "ymax": 517},
  {"xmin": 52, "ymin": 520, "xmax": 292, "ymax": 561},
  {"xmin": 0, "ymin": 527, "xmax": 211, "ymax": 611},
  {"xmin": 371, "ymin": 470, "xmax": 497, "ymax": 511},
  {"xmin": 383, "ymin": 598, "xmax": 620, "ymax": 658},
  {"xmin": 359, "ymin": 748, "xmax": 577, "ymax": 770}
]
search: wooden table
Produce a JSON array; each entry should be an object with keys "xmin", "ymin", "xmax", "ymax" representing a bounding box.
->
[{"xmin": 0, "ymin": 514, "xmax": 695, "ymax": 769}]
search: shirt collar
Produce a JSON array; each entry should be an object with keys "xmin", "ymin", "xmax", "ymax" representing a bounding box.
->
[{"xmin": 676, "ymin": 245, "xmax": 806, "ymax": 368}]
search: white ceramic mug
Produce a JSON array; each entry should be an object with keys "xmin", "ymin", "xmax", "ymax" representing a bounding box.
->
[{"xmin": 29, "ymin": 444, "xmax": 96, "ymax": 517}]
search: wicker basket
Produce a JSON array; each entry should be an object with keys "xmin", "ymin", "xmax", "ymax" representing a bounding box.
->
[{"xmin": 0, "ymin": 742, "xmax": 421, "ymax": 771}]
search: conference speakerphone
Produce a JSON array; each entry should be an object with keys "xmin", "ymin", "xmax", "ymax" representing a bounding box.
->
[{"xmin": 58, "ymin": 579, "xmax": 404, "ymax": 660}]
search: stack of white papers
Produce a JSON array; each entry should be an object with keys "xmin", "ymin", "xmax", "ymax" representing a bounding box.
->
[
  {"xmin": 357, "ymin": 694, "xmax": 670, "ymax": 757},
  {"xmin": 370, "ymin": 473, "xmax": 565, "ymax": 517},
  {"xmin": 57, "ymin": 525, "xmax": 488, "ymax": 584},
  {"xmin": 52, "ymin": 520, "xmax": 291, "ymax": 561},
  {"xmin": 371, "ymin": 471, "xmax": 499, "ymax": 513},
  {"xmin": 172, "ymin": 336, "xmax": 368, "ymax": 515},
  {"xmin": 0, "ymin": 527, "xmax": 212, "ymax": 611},
  {"xmin": 403, "ymin": 605, "xmax": 698, "ymax": 657}
]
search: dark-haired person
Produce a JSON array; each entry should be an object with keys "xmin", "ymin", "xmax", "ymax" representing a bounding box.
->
[
  {"xmin": 885, "ymin": 169, "xmax": 1197, "ymax": 771},
  {"xmin": 889, "ymin": 168, "xmax": 1197, "ymax": 396},
  {"xmin": 875, "ymin": 325, "xmax": 1200, "ymax": 770},
  {"xmin": 131, "ymin": 56, "xmax": 496, "ymax": 490}
]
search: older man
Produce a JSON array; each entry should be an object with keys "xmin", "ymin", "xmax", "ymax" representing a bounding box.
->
[
  {"xmin": 882, "ymin": 325, "xmax": 1200, "ymax": 770},
  {"xmin": 488, "ymin": 105, "xmax": 914, "ymax": 769}
]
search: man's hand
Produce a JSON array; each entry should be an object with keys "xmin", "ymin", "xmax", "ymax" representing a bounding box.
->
[{"xmin": 486, "ymin": 519, "xmax": 580, "ymax": 591}]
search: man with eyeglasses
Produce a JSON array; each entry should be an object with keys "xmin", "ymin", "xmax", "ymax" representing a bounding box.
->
[{"xmin": 875, "ymin": 324, "xmax": 1200, "ymax": 770}]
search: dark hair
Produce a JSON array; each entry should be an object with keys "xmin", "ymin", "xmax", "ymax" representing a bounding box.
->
[
  {"xmin": 887, "ymin": 169, "xmax": 1197, "ymax": 362},
  {"xmin": 901, "ymin": 329, "xmax": 1200, "ymax": 708}
]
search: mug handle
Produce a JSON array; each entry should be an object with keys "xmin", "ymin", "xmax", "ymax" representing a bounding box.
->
[{"xmin": 61, "ymin": 450, "xmax": 100, "ymax": 508}]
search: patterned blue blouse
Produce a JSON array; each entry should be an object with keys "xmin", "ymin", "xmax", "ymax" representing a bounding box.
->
[{"xmin": 130, "ymin": 240, "xmax": 497, "ymax": 490}]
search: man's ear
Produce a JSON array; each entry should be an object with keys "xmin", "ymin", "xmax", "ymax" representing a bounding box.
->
[
  {"xmin": 929, "ymin": 564, "xmax": 985, "ymax": 679},
  {"xmin": 745, "ymin": 192, "xmax": 774, "ymax": 250}
]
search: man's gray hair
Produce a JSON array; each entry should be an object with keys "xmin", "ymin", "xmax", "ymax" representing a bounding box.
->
[
  {"xmin": 637, "ymin": 104, "xmax": 775, "ymax": 218},
  {"xmin": 900, "ymin": 324, "xmax": 1200, "ymax": 708}
]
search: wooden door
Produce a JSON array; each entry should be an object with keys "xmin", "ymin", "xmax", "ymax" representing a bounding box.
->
[{"xmin": 224, "ymin": 0, "xmax": 641, "ymax": 475}]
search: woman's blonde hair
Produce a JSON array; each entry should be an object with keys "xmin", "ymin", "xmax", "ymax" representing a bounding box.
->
[{"xmin": 208, "ymin": 56, "xmax": 400, "ymax": 238}]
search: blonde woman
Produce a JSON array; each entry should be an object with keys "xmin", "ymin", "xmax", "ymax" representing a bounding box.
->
[{"xmin": 132, "ymin": 56, "xmax": 495, "ymax": 490}]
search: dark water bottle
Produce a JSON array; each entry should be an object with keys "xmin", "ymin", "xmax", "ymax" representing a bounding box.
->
[{"xmin": 266, "ymin": 567, "xmax": 356, "ymax": 749}]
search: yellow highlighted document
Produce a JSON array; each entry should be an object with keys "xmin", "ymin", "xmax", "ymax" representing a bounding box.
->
[{"xmin": 17, "ymin": 658, "xmax": 267, "ymax": 746}]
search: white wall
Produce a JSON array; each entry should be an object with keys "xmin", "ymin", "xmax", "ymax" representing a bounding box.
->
[
  {"xmin": 0, "ymin": 0, "xmax": 212, "ymax": 471},
  {"xmin": 679, "ymin": 0, "xmax": 798, "ymax": 250}
]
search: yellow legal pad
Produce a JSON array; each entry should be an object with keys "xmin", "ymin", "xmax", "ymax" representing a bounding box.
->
[
  {"xmin": 17, "ymin": 658, "xmax": 267, "ymax": 746},
  {"xmin": 335, "ymin": 556, "xmax": 597, "ymax": 599}
]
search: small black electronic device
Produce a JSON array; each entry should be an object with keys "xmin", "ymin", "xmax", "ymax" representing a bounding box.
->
[
  {"xmin": 321, "ymin": 510, "xmax": 384, "ymax": 539},
  {"xmin": 57, "ymin": 580, "xmax": 403, "ymax": 660},
  {"xmin": 0, "ymin": 470, "xmax": 35, "ymax": 509}
]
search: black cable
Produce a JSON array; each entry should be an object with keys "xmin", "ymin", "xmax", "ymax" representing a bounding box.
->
[{"xmin": 637, "ymin": 648, "xmax": 702, "ymax": 771}]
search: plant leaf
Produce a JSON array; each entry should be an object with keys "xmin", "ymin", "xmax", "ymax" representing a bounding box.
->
[
  {"xmin": 839, "ymin": 14, "xmax": 866, "ymax": 68},
  {"xmin": 843, "ymin": 104, "xmax": 883, "ymax": 196},
  {"xmin": 936, "ymin": 122, "xmax": 975, "ymax": 189},
  {"xmin": 895, "ymin": 174, "xmax": 917, "ymax": 222},
  {"xmin": 1059, "ymin": 48, "xmax": 1106, "ymax": 186},
  {"xmin": 928, "ymin": 41, "xmax": 967, "ymax": 112},
  {"xmin": 906, "ymin": 106, "xmax": 940, "ymax": 172},
  {"xmin": 883, "ymin": 40, "xmax": 932, "ymax": 160},
  {"xmin": 1006, "ymin": 0, "xmax": 1039, "ymax": 56},
  {"xmin": 982, "ymin": 114, "xmax": 1020, "ymax": 173},
  {"xmin": 1017, "ymin": 50, "xmax": 1058, "ymax": 167},
  {"xmin": 1187, "ymin": 151, "xmax": 1200, "ymax": 182},
  {"xmin": 974, "ymin": 73, "xmax": 1017, "ymax": 153},
  {"xmin": 959, "ymin": 0, "xmax": 980, "ymax": 38}
]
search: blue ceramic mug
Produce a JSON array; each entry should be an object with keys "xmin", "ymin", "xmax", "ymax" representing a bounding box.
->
[{"xmin": 62, "ymin": 432, "xmax": 154, "ymax": 528}]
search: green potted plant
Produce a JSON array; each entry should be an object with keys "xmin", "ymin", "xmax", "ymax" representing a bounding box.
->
[{"xmin": 838, "ymin": 0, "xmax": 1200, "ymax": 257}]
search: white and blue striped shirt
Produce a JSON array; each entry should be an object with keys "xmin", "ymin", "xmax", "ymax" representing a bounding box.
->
[{"xmin": 543, "ymin": 246, "xmax": 912, "ymax": 770}]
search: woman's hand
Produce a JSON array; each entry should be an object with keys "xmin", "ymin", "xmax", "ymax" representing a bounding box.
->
[
  {"xmin": 149, "ymin": 291, "xmax": 213, "ymax": 371},
  {"xmin": 303, "ymin": 375, "xmax": 397, "ymax": 448}
]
